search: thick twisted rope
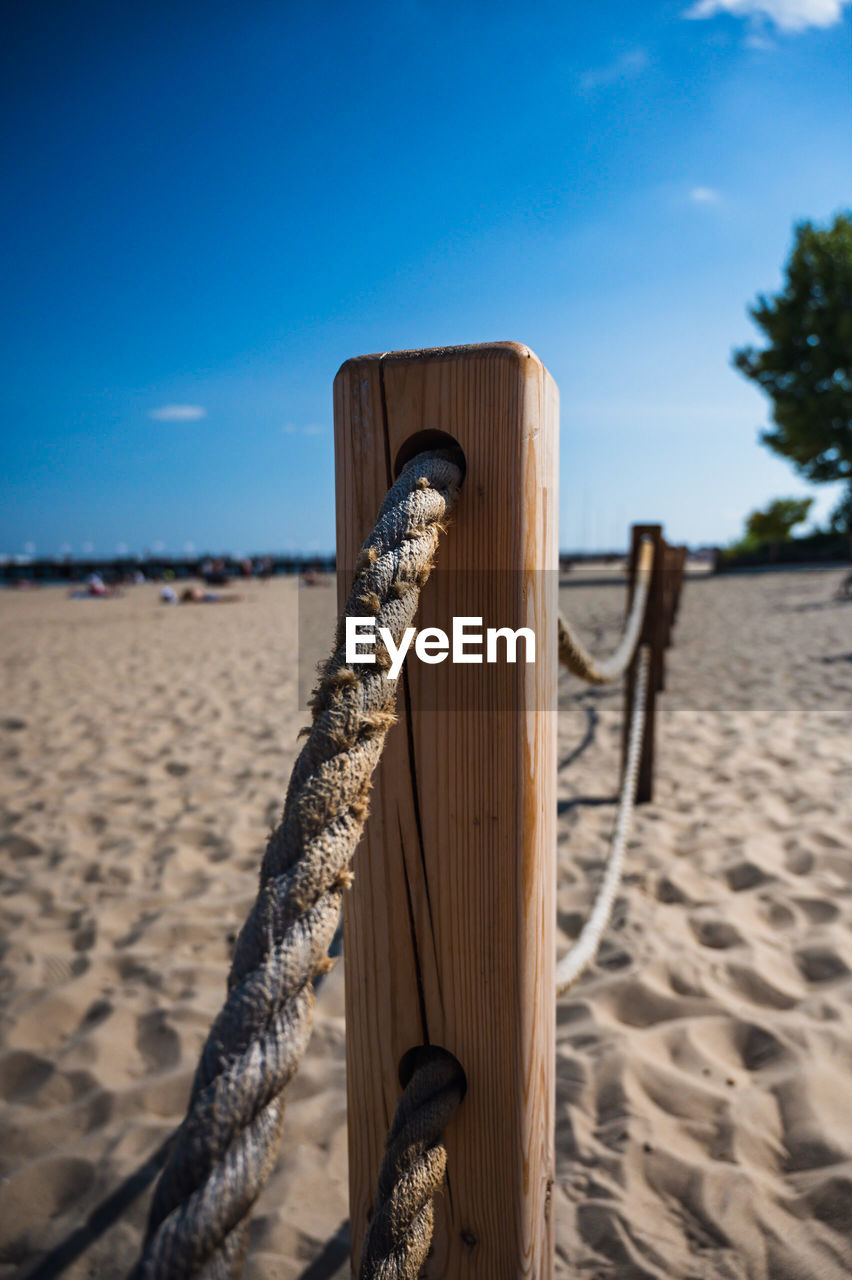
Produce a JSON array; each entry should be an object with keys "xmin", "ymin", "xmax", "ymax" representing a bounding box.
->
[
  {"xmin": 134, "ymin": 450, "xmax": 463, "ymax": 1280},
  {"xmin": 556, "ymin": 644, "xmax": 650, "ymax": 996},
  {"xmin": 558, "ymin": 538, "xmax": 654, "ymax": 684},
  {"xmin": 359, "ymin": 1051, "xmax": 466, "ymax": 1280}
]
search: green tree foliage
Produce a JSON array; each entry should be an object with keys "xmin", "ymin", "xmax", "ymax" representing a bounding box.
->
[
  {"xmin": 744, "ymin": 496, "xmax": 813, "ymax": 545},
  {"xmin": 733, "ymin": 213, "xmax": 852, "ymax": 542}
]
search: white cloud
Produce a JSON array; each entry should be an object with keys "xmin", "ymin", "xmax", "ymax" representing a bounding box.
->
[
  {"xmin": 685, "ymin": 0, "xmax": 850, "ymax": 32},
  {"xmin": 744, "ymin": 29, "xmax": 778, "ymax": 44},
  {"xmin": 690, "ymin": 185, "xmax": 721, "ymax": 202},
  {"xmin": 579, "ymin": 48, "xmax": 649, "ymax": 92},
  {"xmin": 283, "ymin": 423, "xmax": 326, "ymax": 436},
  {"xmin": 149, "ymin": 404, "xmax": 207, "ymax": 422}
]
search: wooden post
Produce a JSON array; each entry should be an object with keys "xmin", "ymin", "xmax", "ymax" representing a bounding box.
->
[
  {"xmin": 672, "ymin": 545, "xmax": 687, "ymax": 626},
  {"xmin": 623, "ymin": 524, "xmax": 665, "ymax": 804},
  {"xmin": 663, "ymin": 543, "xmax": 679, "ymax": 651},
  {"xmin": 334, "ymin": 343, "xmax": 558, "ymax": 1279}
]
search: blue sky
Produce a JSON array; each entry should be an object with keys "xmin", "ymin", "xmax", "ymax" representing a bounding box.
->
[{"xmin": 2, "ymin": 0, "xmax": 850, "ymax": 556}]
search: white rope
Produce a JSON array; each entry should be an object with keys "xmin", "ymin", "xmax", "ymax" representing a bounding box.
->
[
  {"xmin": 556, "ymin": 644, "xmax": 650, "ymax": 996},
  {"xmin": 558, "ymin": 538, "xmax": 654, "ymax": 685}
]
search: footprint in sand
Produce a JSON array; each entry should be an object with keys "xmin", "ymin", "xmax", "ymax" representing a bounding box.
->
[
  {"xmin": 795, "ymin": 946, "xmax": 850, "ymax": 985},
  {"xmin": 0, "ymin": 833, "xmax": 42, "ymax": 860},
  {"xmin": 575, "ymin": 1202, "xmax": 656, "ymax": 1273},
  {"xmin": 0, "ymin": 1155, "xmax": 96, "ymax": 1242},
  {"xmin": 80, "ymin": 998, "xmax": 114, "ymax": 1031},
  {"xmin": 556, "ymin": 998, "xmax": 593, "ymax": 1030},
  {"xmin": 557, "ymin": 909, "xmax": 586, "ymax": 940},
  {"xmin": 784, "ymin": 847, "xmax": 814, "ymax": 876},
  {"xmin": 72, "ymin": 917, "xmax": 98, "ymax": 952},
  {"xmin": 805, "ymin": 1171, "xmax": 852, "ymax": 1233},
  {"xmin": 136, "ymin": 1010, "xmax": 181, "ymax": 1072},
  {"xmin": 556, "ymin": 1053, "xmax": 587, "ymax": 1107},
  {"xmin": 759, "ymin": 897, "xmax": 797, "ymax": 930},
  {"xmin": 732, "ymin": 1021, "xmax": 789, "ymax": 1072},
  {"xmin": 793, "ymin": 896, "xmax": 840, "ymax": 925},
  {"xmin": 724, "ymin": 860, "xmax": 771, "ymax": 891},
  {"xmin": 775, "ymin": 1087, "xmax": 850, "ymax": 1174},
  {"xmin": 115, "ymin": 910, "xmax": 161, "ymax": 949},
  {"xmin": 688, "ymin": 916, "xmax": 744, "ymax": 950},
  {"xmin": 726, "ymin": 964, "xmax": 798, "ymax": 1011},
  {"xmin": 0, "ymin": 1049, "xmax": 55, "ymax": 1102},
  {"xmin": 655, "ymin": 874, "xmax": 689, "ymax": 904},
  {"xmin": 603, "ymin": 977, "xmax": 715, "ymax": 1028}
]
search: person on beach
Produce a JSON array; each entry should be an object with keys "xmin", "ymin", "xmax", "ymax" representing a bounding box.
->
[
  {"xmin": 69, "ymin": 574, "xmax": 121, "ymax": 599},
  {"xmin": 179, "ymin": 584, "xmax": 243, "ymax": 604}
]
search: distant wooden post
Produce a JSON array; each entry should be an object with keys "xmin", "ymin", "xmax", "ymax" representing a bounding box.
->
[
  {"xmin": 672, "ymin": 546, "xmax": 687, "ymax": 625},
  {"xmin": 334, "ymin": 343, "xmax": 558, "ymax": 1278},
  {"xmin": 663, "ymin": 543, "xmax": 679, "ymax": 652},
  {"xmin": 623, "ymin": 524, "xmax": 665, "ymax": 804}
]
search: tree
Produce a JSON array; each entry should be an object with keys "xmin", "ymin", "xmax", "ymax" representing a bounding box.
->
[
  {"xmin": 733, "ymin": 213, "xmax": 852, "ymax": 553},
  {"xmin": 744, "ymin": 496, "xmax": 813, "ymax": 546}
]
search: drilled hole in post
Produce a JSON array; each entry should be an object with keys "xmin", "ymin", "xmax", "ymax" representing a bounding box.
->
[
  {"xmin": 398, "ymin": 1044, "xmax": 468, "ymax": 1100},
  {"xmin": 394, "ymin": 431, "xmax": 466, "ymax": 486}
]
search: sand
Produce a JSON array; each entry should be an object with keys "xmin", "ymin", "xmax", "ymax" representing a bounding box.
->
[{"xmin": 1, "ymin": 566, "xmax": 851, "ymax": 1278}]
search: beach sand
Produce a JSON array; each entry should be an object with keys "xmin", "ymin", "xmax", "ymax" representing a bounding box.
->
[{"xmin": 1, "ymin": 566, "xmax": 851, "ymax": 1278}]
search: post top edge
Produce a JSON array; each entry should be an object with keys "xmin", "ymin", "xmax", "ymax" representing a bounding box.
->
[{"xmin": 334, "ymin": 340, "xmax": 546, "ymax": 382}]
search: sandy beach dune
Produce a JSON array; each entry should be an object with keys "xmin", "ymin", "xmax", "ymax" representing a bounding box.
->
[{"xmin": 1, "ymin": 566, "xmax": 851, "ymax": 1278}]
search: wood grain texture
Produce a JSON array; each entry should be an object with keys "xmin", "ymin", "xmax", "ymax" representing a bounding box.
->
[{"xmin": 333, "ymin": 342, "xmax": 558, "ymax": 1279}]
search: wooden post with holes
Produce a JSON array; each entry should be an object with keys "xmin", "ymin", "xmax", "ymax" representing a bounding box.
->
[
  {"xmin": 623, "ymin": 523, "xmax": 665, "ymax": 804},
  {"xmin": 334, "ymin": 342, "xmax": 558, "ymax": 1279}
]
